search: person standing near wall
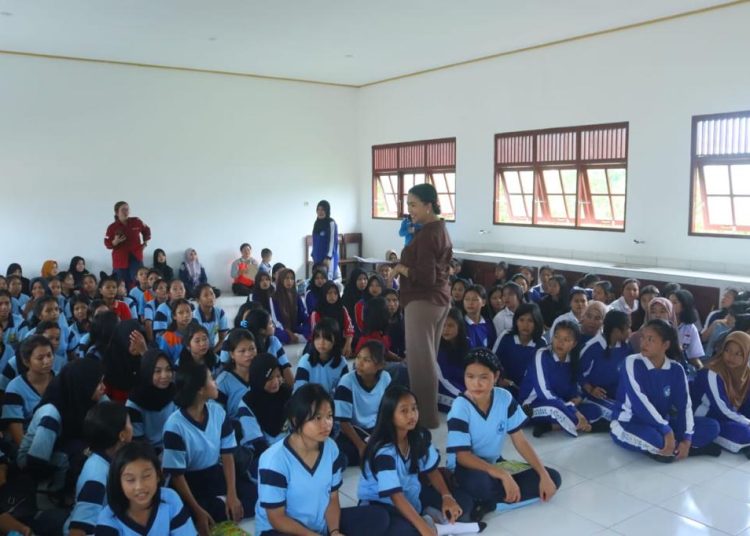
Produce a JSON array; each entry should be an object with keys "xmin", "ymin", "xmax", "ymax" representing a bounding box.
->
[
  {"xmin": 104, "ymin": 201, "xmax": 151, "ymax": 288},
  {"xmin": 392, "ymin": 184, "xmax": 453, "ymax": 429},
  {"xmin": 311, "ymin": 200, "xmax": 339, "ymax": 280}
]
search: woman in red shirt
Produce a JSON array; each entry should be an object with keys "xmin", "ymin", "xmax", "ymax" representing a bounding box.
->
[{"xmin": 104, "ymin": 201, "xmax": 151, "ymax": 288}]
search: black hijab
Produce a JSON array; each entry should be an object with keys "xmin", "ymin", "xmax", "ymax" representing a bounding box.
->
[
  {"xmin": 242, "ymin": 353, "xmax": 290, "ymax": 438},
  {"xmin": 342, "ymin": 268, "xmax": 367, "ymax": 316},
  {"xmin": 312, "ymin": 200, "xmax": 333, "ymax": 235},
  {"xmin": 250, "ymin": 271, "xmax": 273, "ymax": 312},
  {"xmin": 103, "ymin": 319, "xmax": 145, "ymax": 391},
  {"xmin": 68, "ymin": 256, "xmax": 89, "ymax": 287},
  {"xmin": 152, "ymin": 249, "xmax": 174, "ymax": 281},
  {"xmin": 315, "ymin": 281, "xmax": 346, "ymax": 331},
  {"xmin": 38, "ymin": 357, "xmax": 103, "ymax": 442},
  {"xmin": 128, "ymin": 349, "xmax": 175, "ymax": 411}
]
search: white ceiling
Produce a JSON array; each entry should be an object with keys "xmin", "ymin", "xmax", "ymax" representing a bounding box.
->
[{"xmin": 0, "ymin": 0, "xmax": 735, "ymax": 86}]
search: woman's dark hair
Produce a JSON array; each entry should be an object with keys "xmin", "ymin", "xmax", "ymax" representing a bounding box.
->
[
  {"xmin": 113, "ymin": 201, "xmax": 127, "ymax": 216},
  {"xmin": 576, "ymin": 273, "xmax": 600, "ymax": 288},
  {"xmin": 249, "ymin": 271, "xmax": 273, "ymax": 313},
  {"xmin": 68, "ymin": 256, "xmax": 86, "ymax": 272},
  {"xmin": 363, "ymin": 385, "xmax": 429, "ymax": 475},
  {"xmin": 358, "ymin": 340, "xmax": 386, "ymax": 366},
  {"xmin": 18, "ymin": 335, "xmax": 53, "ymax": 373},
  {"xmin": 620, "ymin": 278, "xmax": 640, "ymax": 293},
  {"xmin": 342, "ymin": 268, "xmax": 368, "ymax": 313},
  {"xmin": 511, "ymin": 273, "xmax": 529, "ymax": 286},
  {"xmin": 84, "ymin": 401, "xmax": 129, "ymax": 451},
  {"xmin": 223, "ymin": 328, "xmax": 255, "ymax": 371},
  {"xmin": 6, "ymin": 263, "xmax": 22, "ymax": 277},
  {"xmin": 287, "ymin": 383, "xmax": 334, "ymax": 434},
  {"xmin": 408, "ymin": 183, "xmax": 441, "ymax": 215},
  {"xmin": 174, "ymin": 362, "xmax": 210, "ymax": 408},
  {"xmin": 643, "ymin": 319, "xmax": 682, "ymax": 361},
  {"xmin": 106, "ymin": 442, "xmax": 161, "ymax": 519},
  {"xmin": 551, "ymin": 319, "xmax": 581, "ymax": 379},
  {"xmin": 89, "ymin": 310, "xmax": 120, "ymax": 350},
  {"xmin": 245, "ymin": 308, "xmax": 272, "ymax": 352},
  {"xmin": 271, "ymin": 263, "xmax": 286, "ymax": 280},
  {"xmin": 451, "ymin": 278, "xmax": 468, "ymax": 293},
  {"xmin": 463, "ymin": 347, "xmax": 502, "ymax": 374},
  {"xmin": 734, "ymin": 313, "xmax": 750, "ymax": 333},
  {"xmin": 602, "ymin": 310, "xmax": 630, "ymax": 357},
  {"xmin": 240, "ymin": 243, "xmax": 251, "ymax": 252},
  {"xmin": 35, "ymin": 320, "xmax": 59, "ymax": 337},
  {"xmin": 310, "ymin": 318, "xmax": 343, "ymax": 367},
  {"xmin": 152, "ymin": 248, "xmax": 167, "ymax": 265},
  {"xmin": 487, "ymin": 286, "xmax": 504, "ymax": 314},
  {"xmin": 364, "ymin": 274, "xmax": 386, "ymax": 301},
  {"xmin": 98, "ymin": 275, "xmax": 118, "ymax": 290},
  {"xmin": 502, "ymin": 282, "xmax": 524, "ymax": 304},
  {"xmin": 31, "ymin": 296, "xmax": 58, "ymax": 327},
  {"xmin": 363, "ymin": 296, "xmax": 389, "ymax": 334},
  {"xmin": 569, "ymin": 286, "xmax": 588, "ymax": 300},
  {"xmin": 674, "ymin": 289, "xmax": 698, "ymax": 325},
  {"xmin": 29, "ymin": 277, "xmax": 49, "ymax": 295},
  {"xmin": 548, "ymin": 275, "xmax": 570, "ymax": 308},
  {"xmin": 640, "ymin": 285, "xmax": 660, "ymax": 298},
  {"xmin": 662, "ymin": 282, "xmax": 681, "ymax": 298},
  {"xmin": 594, "ymin": 280, "xmax": 615, "ymax": 302},
  {"xmin": 273, "ymin": 268, "xmax": 299, "ymax": 332},
  {"xmin": 167, "ymin": 299, "xmax": 193, "ymax": 331},
  {"xmin": 440, "ymin": 308, "xmax": 470, "ymax": 366},
  {"xmin": 181, "ymin": 322, "xmax": 217, "ymax": 371},
  {"xmin": 510, "ymin": 303, "xmax": 545, "ymax": 341},
  {"xmin": 193, "ymin": 282, "xmax": 213, "ymax": 301},
  {"xmin": 235, "ymin": 299, "xmax": 259, "ymax": 328}
]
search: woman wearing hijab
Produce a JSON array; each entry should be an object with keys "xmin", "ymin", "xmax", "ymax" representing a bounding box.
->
[
  {"xmin": 126, "ymin": 349, "xmax": 176, "ymax": 451},
  {"xmin": 311, "ymin": 281, "xmax": 355, "ymax": 356},
  {"xmin": 67, "ymin": 256, "xmax": 90, "ymax": 289},
  {"xmin": 693, "ymin": 331, "xmax": 750, "ymax": 456},
  {"xmin": 241, "ymin": 352, "xmax": 291, "ymax": 445},
  {"xmin": 630, "ymin": 296, "xmax": 677, "ymax": 353},
  {"xmin": 342, "ymin": 267, "xmax": 368, "ymax": 323},
  {"xmin": 178, "ymin": 248, "xmax": 208, "ymax": 299},
  {"xmin": 6, "ymin": 263, "xmax": 31, "ymax": 295},
  {"xmin": 311, "ymin": 200, "xmax": 339, "ymax": 280},
  {"xmin": 152, "ymin": 248, "xmax": 175, "ymax": 282}
]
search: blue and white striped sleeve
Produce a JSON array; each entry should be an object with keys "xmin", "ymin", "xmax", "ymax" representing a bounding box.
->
[
  {"xmin": 707, "ymin": 371, "xmax": 750, "ymax": 426},
  {"xmin": 0, "ymin": 385, "xmax": 26, "ymax": 424},
  {"xmin": 218, "ymin": 309, "xmax": 229, "ymax": 332},
  {"xmin": 333, "ymin": 378, "xmax": 354, "ymax": 422},
  {"xmin": 68, "ymin": 479, "xmax": 107, "ymax": 533},
  {"xmin": 220, "ymin": 409, "xmax": 237, "ymax": 454},
  {"xmin": 258, "ymin": 453, "xmax": 288, "ymax": 509},
  {"xmin": 163, "ymin": 487, "xmax": 197, "ymax": 536},
  {"xmin": 28, "ymin": 410, "xmax": 61, "ymax": 463},
  {"xmin": 446, "ymin": 399, "xmax": 471, "ymax": 454},
  {"xmin": 531, "ymin": 350, "xmax": 559, "ymax": 402},
  {"xmin": 507, "ymin": 398, "xmax": 527, "ymax": 433},
  {"xmin": 622, "ymin": 357, "xmax": 670, "ymax": 434},
  {"xmin": 162, "ymin": 421, "xmax": 187, "ymax": 475},
  {"xmin": 237, "ymin": 400, "xmax": 264, "ymax": 447},
  {"xmin": 153, "ymin": 306, "xmax": 170, "ymax": 333},
  {"xmin": 372, "ymin": 450, "xmax": 402, "ymax": 497},
  {"xmin": 0, "ymin": 359, "xmax": 18, "ymax": 391},
  {"xmin": 331, "ymin": 446, "xmax": 345, "ymax": 492},
  {"xmin": 269, "ymin": 337, "xmax": 290, "ymax": 369},
  {"xmin": 293, "ymin": 356, "xmax": 312, "ymax": 393},
  {"xmin": 125, "ymin": 401, "xmax": 145, "ymax": 441},
  {"xmin": 418, "ymin": 443, "xmax": 441, "ymax": 474}
]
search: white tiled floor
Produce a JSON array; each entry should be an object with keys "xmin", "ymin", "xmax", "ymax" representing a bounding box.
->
[{"xmin": 237, "ymin": 419, "xmax": 750, "ymax": 535}]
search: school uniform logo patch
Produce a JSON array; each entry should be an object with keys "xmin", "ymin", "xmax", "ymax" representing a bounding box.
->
[
  {"xmin": 663, "ymin": 385, "xmax": 671, "ymax": 398},
  {"xmin": 497, "ymin": 422, "xmax": 506, "ymax": 433}
]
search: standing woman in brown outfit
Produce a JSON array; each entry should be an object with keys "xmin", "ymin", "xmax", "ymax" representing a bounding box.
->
[{"xmin": 392, "ymin": 184, "xmax": 453, "ymax": 428}]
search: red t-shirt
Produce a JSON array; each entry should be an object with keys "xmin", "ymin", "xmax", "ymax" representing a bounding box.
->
[{"xmin": 104, "ymin": 217, "xmax": 151, "ymax": 269}]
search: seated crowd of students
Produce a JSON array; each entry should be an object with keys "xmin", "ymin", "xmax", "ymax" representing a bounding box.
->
[{"xmin": 0, "ymin": 251, "xmax": 747, "ymax": 535}]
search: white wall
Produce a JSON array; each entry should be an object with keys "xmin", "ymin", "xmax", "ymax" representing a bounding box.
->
[
  {"xmin": 357, "ymin": 4, "xmax": 750, "ymax": 276},
  {"xmin": 0, "ymin": 55, "xmax": 358, "ymax": 288}
]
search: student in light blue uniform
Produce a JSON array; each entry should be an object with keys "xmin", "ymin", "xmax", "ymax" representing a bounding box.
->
[
  {"xmin": 1, "ymin": 335, "xmax": 55, "ymax": 447},
  {"xmin": 244, "ymin": 308, "xmax": 294, "ymax": 387},
  {"xmin": 270, "ymin": 268, "xmax": 310, "ymax": 344},
  {"xmin": 29, "ymin": 320, "xmax": 68, "ymax": 375},
  {"xmin": 358, "ymin": 384, "xmax": 474, "ymax": 534},
  {"xmin": 96, "ymin": 442, "xmax": 196, "ymax": 536},
  {"xmin": 67, "ymin": 295, "xmax": 93, "ymax": 358},
  {"xmin": 447, "ymin": 349, "xmax": 560, "ymax": 519},
  {"xmin": 17, "ymin": 358, "xmax": 106, "ymax": 493},
  {"xmin": 241, "ymin": 353, "xmax": 292, "ymax": 446},
  {"xmin": 126, "ymin": 350, "xmax": 176, "ymax": 452},
  {"xmin": 579, "ymin": 310, "xmax": 632, "ymax": 420},
  {"xmin": 520, "ymin": 320, "xmax": 605, "ymax": 437},
  {"xmin": 335, "ymin": 340, "xmax": 392, "ymax": 466},
  {"xmin": 611, "ymin": 319, "xmax": 721, "ymax": 461},
  {"xmin": 156, "ymin": 300, "xmax": 194, "ymax": 366},
  {"xmin": 255, "ymin": 383, "xmax": 388, "ymax": 536},
  {"xmin": 294, "ymin": 318, "xmax": 348, "ymax": 396},
  {"xmin": 692, "ymin": 331, "xmax": 750, "ymax": 456},
  {"xmin": 193, "ymin": 283, "xmax": 230, "ymax": 352},
  {"xmin": 66, "ymin": 401, "xmax": 133, "ymax": 535},
  {"xmin": 152, "ymin": 279, "xmax": 188, "ymax": 336},
  {"xmin": 127, "ymin": 266, "xmax": 151, "ymax": 320},
  {"xmin": 215, "ymin": 329, "xmax": 255, "ymax": 421},
  {"xmin": 0, "ymin": 289, "xmax": 28, "ymax": 349},
  {"xmin": 143, "ymin": 278, "xmax": 169, "ymax": 343},
  {"xmin": 162, "ymin": 363, "xmax": 255, "ymax": 532}
]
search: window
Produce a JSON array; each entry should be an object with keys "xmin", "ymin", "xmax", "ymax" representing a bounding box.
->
[
  {"xmin": 494, "ymin": 123, "xmax": 628, "ymax": 230},
  {"xmin": 372, "ymin": 138, "xmax": 456, "ymax": 221},
  {"xmin": 690, "ymin": 111, "xmax": 750, "ymax": 237}
]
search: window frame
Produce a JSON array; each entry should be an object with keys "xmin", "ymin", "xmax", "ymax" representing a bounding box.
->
[
  {"xmin": 493, "ymin": 122, "xmax": 629, "ymax": 232},
  {"xmin": 372, "ymin": 138, "xmax": 456, "ymax": 221},
  {"xmin": 689, "ymin": 111, "xmax": 750, "ymax": 238}
]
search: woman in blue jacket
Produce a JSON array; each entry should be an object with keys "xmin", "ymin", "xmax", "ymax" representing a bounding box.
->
[{"xmin": 311, "ymin": 200, "xmax": 339, "ymax": 280}]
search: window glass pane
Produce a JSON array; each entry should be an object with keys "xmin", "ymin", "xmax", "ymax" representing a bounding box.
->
[
  {"xmin": 548, "ymin": 195, "xmax": 567, "ymax": 218},
  {"xmin": 438, "ymin": 194, "xmax": 452, "ymax": 212},
  {"xmin": 504, "ymin": 171, "xmax": 521, "ymax": 193},
  {"xmin": 707, "ymin": 196, "xmax": 733, "ymax": 225},
  {"xmin": 734, "ymin": 197, "xmax": 750, "ymax": 226},
  {"xmin": 591, "ymin": 195, "xmax": 613, "ymax": 220},
  {"xmin": 509, "ymin": 195, "xmax": 527, "ymax": 218},
  {"xmin": 731, "ymin": 165, "xmax": 750, "ymax": 195},
  {"xmin": 374, "ymin": 175, "xmax": 398, "ymax": 217},
  {"xmin": 431, "ymin": 173, "xmax": 447, "ymax": 193},
  {"xmin": 520, "ymin": 170, "xmax": 534, "ymax": 193},
  {"xmin": 543, "ymin": 170, "xmax": 562, "ymax": 194},
  {"xmin": 446, "ymin": 172, "xmax": 456, "ymax": 192},
  {"xmin": 561, "ymin": 169, "xmax": 577, "ymax": 193},
  {"xmin": 608, "ymin": 168, "xmax": 627, "ymax": 194},
  {"xmin": 703, "ymin": 165, "xmax": 730, "ymax": 195},
  {"xmin": 612, "ymin": 196, "xmax": 625, "ymax": 221},
  {"xmin": 565, "ymin": 195, "xmax": 576, "ymax": 218},
  {"xmin": 587, "ymin": 169, "xmax": 609, "ymax": 194},
  {"xmin": 524, "ymin": 195, "xmax": 534, "ymax": 218}
]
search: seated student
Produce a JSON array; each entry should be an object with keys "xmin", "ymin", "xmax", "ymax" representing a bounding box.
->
[
  {"xmin": 630, "ymin": 296, "xmax": 676, "ymax": 353},
  {"xmin": 127, "ymin": 267, "xmax": 151, "ymax": 320},
  {"xmin": 704, "ymin": 302, "xmax": 747, "ymax": 359},
  {"xmin": 463, "ymin": 285, "xmax": 497, "ymax": 350},
  {"xmin": 152, "ymin": 279, "xmax": 188, "ymax": 336},
  {"xmin": 358, "ymin": 384, "xmax": 476, "ymax": 534},
  {"xmin": 354, "ymin": 274, "xmax": 386, "ymax": 333},
  {"xmin": 310, "ymin": 281, "xmax": 354, "ymax": 357},
  {"xmin": 66, "ymin": 401, "xmax": 132, "ymax": 536},
  {"xmin": 98, "ymin": 276, "xmax": 132, "ymax": 321},
  {"xmin": 59, "ymin": 270, "xmax": 76, "ymax": 299},
  {"xmin": 244, "ymin": 308, "xmax": 294, "ymax": 386},
  {"xmin": 383, "ymin": 288, "xmax": 405, "ymax": 358},
  {"xmin": 255, "ymin": 383, "xmax": 389, "ymax": 536},
  {"xmin": 437, "ymin": 308, "xmax": 471, "ymax": 412},
  {"xmin": 519, "ymin": 320, "xmax": 605, "ymax": 437},
  {"xmin": 258, "ymin": 248, "xmax": 273, "ymax": 275},
  {"xmin": 249, "ymin": 270, "xmax": 274, "ymax": 312},
  {"xmin": 47, "ymin": 276, "xmax": 66, "ymax": 312},
  {"xmin": 117, "ymin": 280, "xmax": 139, "ymax": 320},
  {"xmin": 68, "ymin": 295, "xmax": 92, "ymax": 358},
  {"xmin": 101, "ymin": 318, "xmax": 149, "ymax": 403},
  {"xmin": 178, "ymin": 248, "xmax": 209, "ymax": 300},
  {"xmin": 704, "ymin": 288, "xmax": 740, "ymax": 329},
  {"xmin": 305, "ymin": 268, "xmax": 328, "ymax": 317},
  {"xmin": 342, "ymin": 269, "xmax": 368, "ymax": 324},
  {"xmin": 539, "ymin": 275, "xmax": 570, "ymax": 330},
  {"xmin": 270, "ymin": 268, "xmax": 309, "ymax": 344},
  {"xmin": 492, "ymin": 282, "xmax": 523, "ymax": 336},
  {"xmin": 17, "ymin": 358, "xmax": 106, "ymax": 495},
  {"xmin": 176, "ymin": 323, "xmax": 219, "ymax": 377},
  {"xmin": 609, "ymin": 279, "xmax": 640, "ymax": 318},
  {"xmin": 215, "ymin": 330, "xmax": 256, "ymax": 421},
  {"xmin": 335, "ymin": 340, "xmax": 392, "ymax": 466},
  {"xmin": 487, "ymin": 285, "xmax": 504, "ymax": 325},
  {"xmin": 631, "ymin": 284, "xmax": 659, "ymax": 332},
  {"xmin": 511, "ymin": 272, "xmax": 532, "ymax": 303},
  {"xmin": 156, "ymin": 300, "xmax": 195, "ymax": 365},
  {"xmin": 579, "ymin": 310, "xmax": 632, "ymax": 421},
  {"xmin": 294, "ymin": 318, "xmax": 348, "ymax": 396},
  {"xmin": 492, "ymin": 303, "xmax": 547, "ymax": 399},
  {"xmin": 671, "ymin": 289, "xmax": 705, "ymax": 371},
  {"xmin": 152, "ymin": 248, "xmax": 175, "ymax": 282},
  {"xmin": 67, "ymin": 256, "xmax": 88, "ymax": 290},
  {"xmin": 96, "ymin": 442, "xmax": 196, "ymax": 536},
  {"xmin": 693, "ymin": 332, "xmax": 750, "ymax": 457},
  {"xmin": 126, "ymin": 350, "xmax": 176, "ymax": 452},
  {"xmin": 550, "ymin": 287, "xmax": 588, "ymax": 336},
  {"xmin": 0, "ymin": 324, "xmax": 15, "ymax": 393},
  {"xmin": 450, "ymin": 278, "xmax": 469, "ymax": 313},
  {"xmin": 355, "ymin": 297, "xmax": 401, "ymax": 359},
  {"xmin": 580, "ymin": 301, "xmax": 606, "ymax": 340},
  {"xmin": 0, "ymin": 288, "xmax": 28, "ymax": 348},
  {"xmin": 24, "ymin": 278, "xmax": 49, "ymax": 320},
  {"xmin": 24, "ymin": 295, "xmax": 71, "ymax": 359},
  {"xmin": 192, "ymin": 284, "xmax": 229, "ymax": 354},
  {"xmin": 80, "ymin": 274, "xmax": 99, "ymax": 303},
  {"xmin": 378, "ymin": 262, "xmax": 399, "ymax": 291},
  {"xmin": 611, "ymin": 319, "xmax": 721, "ymax": 461},
  {"xmin": 529, "ymin": 265, "xmax": 554, "ymax": 304},
  {"xmin": 29, "ymin": 320, "xmax": 67, "ymax": 376},
  {"xmin": 592, "ymin": 280, "xmax": 615, "ymax": 307},
  {"xmin": 230, "ymin": 243, "xmax": 259, "ymax": 296},
  {"xmin": 163, "ymin": 363, "xmax": 255, "ymax": 534},
  {"xmin": 7, "ymin": 274, "xmax": 30, "ymax": 317},
  {"xmin": 1, "ymin": 335, "xmax": 55, "ymax": 447},
  {"xmin": 241, "ymin": 352, "xmax": 292, "ymax": 446},
  {"xmin": 448, "ymin": 349, "xmax": 561, "ymax": 519},
  {"xmin": 143, "ymin": 278, "xmax": 169, "ymax": 343}
]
